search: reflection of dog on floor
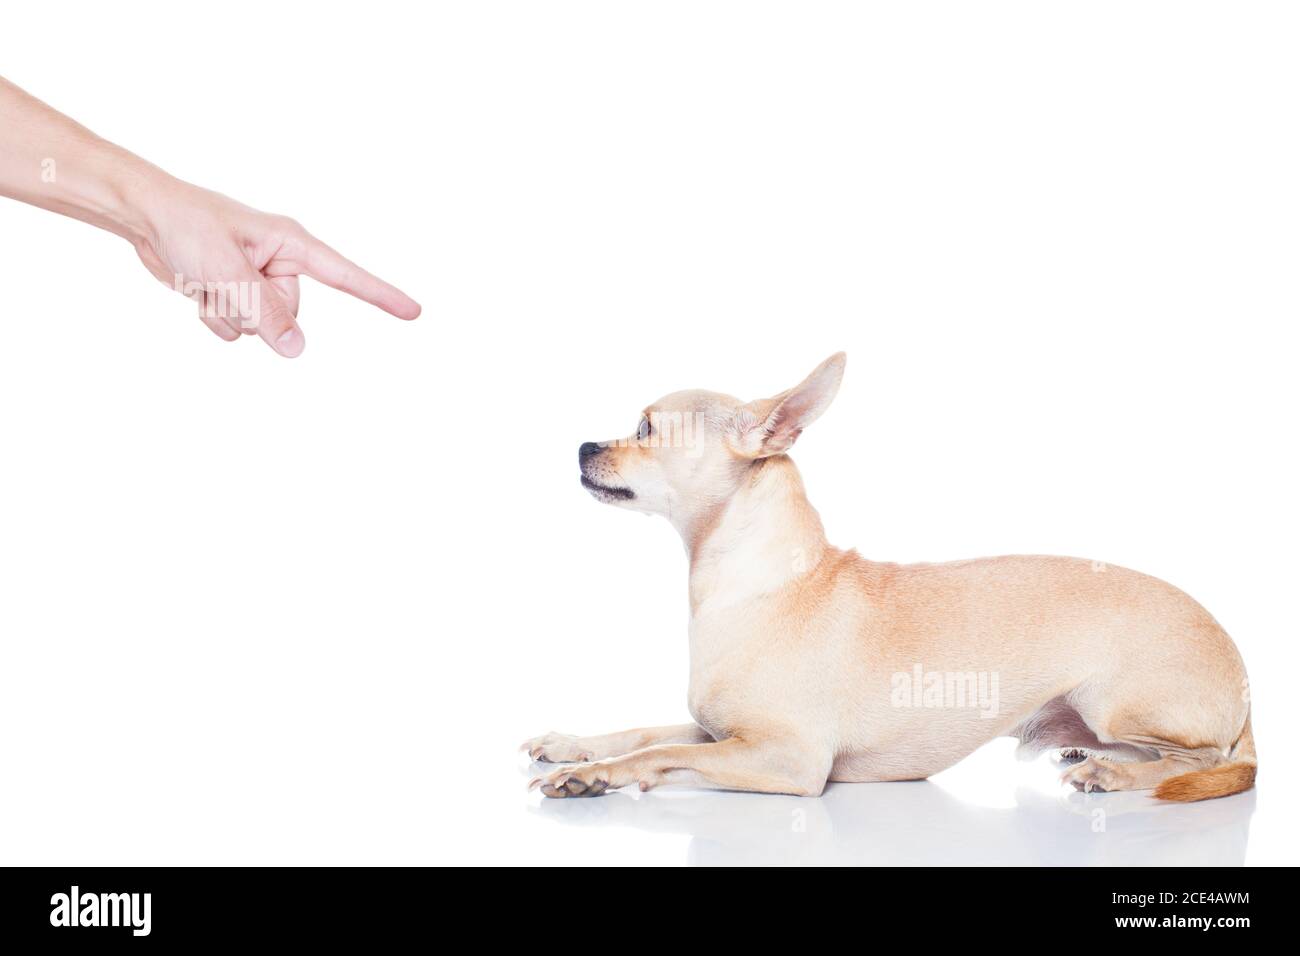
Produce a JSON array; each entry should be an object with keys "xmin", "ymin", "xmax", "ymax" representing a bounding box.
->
[
  {"xmin": 526, "ymin": 354, "xmax": 1255, "ymax": 801},
  {"xmin": 532, "ymin": 780, "xmax": 1256, "ymax": 866}
]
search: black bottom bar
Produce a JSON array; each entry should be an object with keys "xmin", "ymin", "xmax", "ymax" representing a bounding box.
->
[{"xmin": 0, "ymin": 866, "xmax": 1284, "ymax": 944}]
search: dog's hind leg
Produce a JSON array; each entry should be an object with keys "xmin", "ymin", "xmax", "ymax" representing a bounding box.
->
[
  {"xmin": 1061, "ymin": 750, "xmax": 1217, "ymax": 793},
  {"xmin": 521, "ymin": 723, "xmax": 711, "ymax": 763},
  {"xmin": 1060, "ymin": 709, "xmax": 1256, "ymax": 801},
  {"xmin": 1013, "ymin": 695, "xmax": 1149, "ymax": 764},
  {"xmin": 1054, "ymin": 747, "xmax": 1091, "ymax": 764}
]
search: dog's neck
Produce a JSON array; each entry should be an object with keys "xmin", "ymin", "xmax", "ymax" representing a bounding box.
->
[{"xmin": 682, "ymin": 455, "xmax": 828, "ymax": 614}]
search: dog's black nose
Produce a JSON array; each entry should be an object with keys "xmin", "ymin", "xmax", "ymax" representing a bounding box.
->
[{"xmin": 578, "ymin": 441, "xmax": 603, "ymax": 462}]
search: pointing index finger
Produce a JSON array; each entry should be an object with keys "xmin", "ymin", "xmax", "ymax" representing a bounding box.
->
[{"xmin": 299, "ymin": 232, "xmax": 421, "ymax": 320}]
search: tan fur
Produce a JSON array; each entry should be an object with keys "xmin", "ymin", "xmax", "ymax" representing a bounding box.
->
[
  {"xmin": 1153, "ymin": 715, "xmax": 1256, "ymax": 801},
  {"xmin": 527, "ymin": 354, "xmax": 1256, "ymax": 802}
]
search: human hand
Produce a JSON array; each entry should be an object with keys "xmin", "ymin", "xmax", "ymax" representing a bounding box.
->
[
  {"xmin": 0, "ymin": 75, "xmax": 418, "ymax": 358},
  {"xmin": 132, "ymin": 179, "xmax": 420, "ymax": 357}
]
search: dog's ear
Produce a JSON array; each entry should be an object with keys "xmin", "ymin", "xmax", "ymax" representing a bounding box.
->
[{"xmin": 729, "ymin": 352, "xmax": 846, "ymax": 458}]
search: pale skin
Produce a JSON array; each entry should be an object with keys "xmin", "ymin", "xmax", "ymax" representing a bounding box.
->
[{"xmin": 0, "ymin": 76, "xmax": 419, "ymax": 357}]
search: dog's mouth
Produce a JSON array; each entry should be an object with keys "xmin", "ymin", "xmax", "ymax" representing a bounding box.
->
[{"xmin": 580, "ymin": 474, "xmax": 635, "ymax": 501}]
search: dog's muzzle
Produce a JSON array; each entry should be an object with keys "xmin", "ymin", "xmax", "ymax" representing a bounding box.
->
[{"xmin": 578, "ymin": 441, "xmax": 634, "ymax": 501}]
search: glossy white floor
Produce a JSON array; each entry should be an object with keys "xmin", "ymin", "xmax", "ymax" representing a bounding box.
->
[{"xmin": 505, "ymin": 740, "xmax": 1260, "ymax": 867}]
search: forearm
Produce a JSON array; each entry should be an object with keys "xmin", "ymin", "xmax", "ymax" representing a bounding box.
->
[
  {"xmin": 0, "ymin": 76, "xmax": 165, "ymax": 244},
  {"xmin": 1, "ymin": 75, "xmax": 417, "ymax": 357}
]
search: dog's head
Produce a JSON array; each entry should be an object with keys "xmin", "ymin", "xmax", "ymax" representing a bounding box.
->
[{"xmin": 578, "ymin": 353, "xmax": 845, "ymax": 526}]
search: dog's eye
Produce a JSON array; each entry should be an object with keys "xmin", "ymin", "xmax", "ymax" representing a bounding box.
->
[{"xmin": 637, "ymin": 417, "xmax": 652, "ymax": 442}]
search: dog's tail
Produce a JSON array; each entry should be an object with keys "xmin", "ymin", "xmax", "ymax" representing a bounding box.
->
[{"xmin": 1153, "ymin": 711, "xmax": 1256, "ymax": 802}]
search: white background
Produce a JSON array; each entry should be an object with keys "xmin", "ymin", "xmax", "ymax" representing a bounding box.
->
[{"xmin": 1, "ymin": 2, "xmax": 1295, "ymax": 865}]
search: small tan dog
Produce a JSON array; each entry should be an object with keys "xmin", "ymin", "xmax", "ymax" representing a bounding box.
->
[{"xmin": 525, "ymin": 354, "xmax": 1255, "ymax": 801}]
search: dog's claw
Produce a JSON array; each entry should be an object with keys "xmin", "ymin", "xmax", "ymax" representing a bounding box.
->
[
  {"xmin": 520, "ymin": 731, "xmax": 596, "ymax": 764},
  {"xmin": 532, "ymin": 762, "xmax": 614, "ymax": 798},
  {"xmin": 1061, "ymin": 756, "xmax": 1124, "ymax": 794}
]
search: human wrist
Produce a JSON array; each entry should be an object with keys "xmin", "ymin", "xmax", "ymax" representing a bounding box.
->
[{"xmin": 85, "ymin": 142, "xmax": 175, "ymax": 247}]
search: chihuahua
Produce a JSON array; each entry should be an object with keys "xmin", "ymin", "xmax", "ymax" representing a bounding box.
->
[{"xmin": 525, "ymin": 354, "xmax": 1255, "ymax": 801}]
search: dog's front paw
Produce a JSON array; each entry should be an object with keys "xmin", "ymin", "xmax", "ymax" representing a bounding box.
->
[
  {"xmin": 528, "ymin": 761, "xmax": 615, "ymax": 798},
  {"xmin": 520, "ymin": 731, "xmax": 594, "ymax": 764},
  {"xmin": 1061, "ymin": 757, "xmax": 1127, "ymax": 794}
]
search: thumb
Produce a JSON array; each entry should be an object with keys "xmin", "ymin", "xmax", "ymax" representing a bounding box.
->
[{"xmin": 246, "ymin": 271, "xmax": 305, "ymax": 358}]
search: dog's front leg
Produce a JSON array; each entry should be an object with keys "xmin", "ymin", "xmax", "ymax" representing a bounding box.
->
[
  {"xmin": 530, "ymin": 736, "xmax": 831, "ymax": 798},
  {"xmin": 521, "ymin": 723, "xmax": 712, "ymax": 763}
]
